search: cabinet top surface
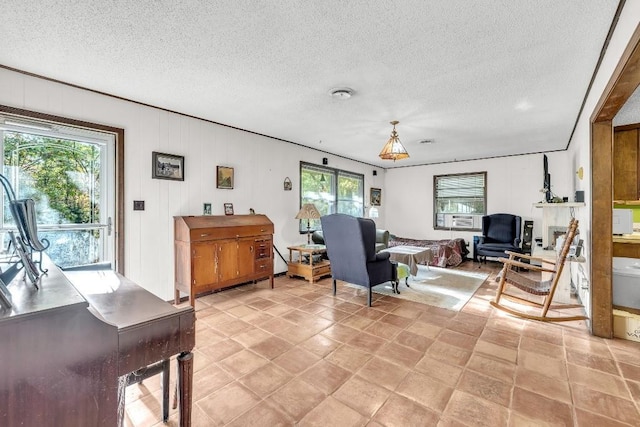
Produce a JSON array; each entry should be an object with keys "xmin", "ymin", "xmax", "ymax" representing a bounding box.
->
[
  {"xmin": 613, "ymin": 233, "xmax": 640, "ymax": 244},
  {"xmin": 175, "ymin": 214, "xmax": 273, "ymax": 229},
  {"xmin": 614, "ymin": 200, "xmax": 640, "ymax": 205}
]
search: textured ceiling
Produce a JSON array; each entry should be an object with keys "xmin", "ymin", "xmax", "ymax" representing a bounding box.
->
[{"xmin": 0, "ymin": 1, "xmax": 620, "ymax": 167}]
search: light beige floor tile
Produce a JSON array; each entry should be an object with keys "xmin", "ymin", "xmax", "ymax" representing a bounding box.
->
[
  {"xmin": 298, "ymin": 396, "xmax": 367, "ymax": 427},
  {"xmin": 196, "ymin": 382, "xmax": 261, "ymax": 425},
  {"xmin": 373, "ymin": 394, "xmax": 440, "ymax": 426},
  {"xmin": 396, "ymin": 371, "xmax": 454, "ymax": 413},
  {"xmin": 333, "ymin": 375, "xmax": 391, "ymax": 417},
  {"xmin": 442, "ymin": 390, "xmax": 508, "ymax": 427}
]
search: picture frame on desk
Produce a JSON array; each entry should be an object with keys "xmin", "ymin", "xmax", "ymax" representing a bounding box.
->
[
  {"xmin": 152, "ymin": 152, "xmax": 184, "ymax": 181},
  {"xmin": 224, "ymin": 203, "xmax": 234, "ymax": 215}
]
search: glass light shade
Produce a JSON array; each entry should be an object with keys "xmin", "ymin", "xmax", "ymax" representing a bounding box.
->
[{"xmin": 379, "ymin": 121, "xmax": 409, "ymax": 161}]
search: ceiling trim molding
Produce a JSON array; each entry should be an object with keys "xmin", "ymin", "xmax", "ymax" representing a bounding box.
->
[{"xmin": 381, "ymin": 148, "xmax": 567, "ymax": 170}]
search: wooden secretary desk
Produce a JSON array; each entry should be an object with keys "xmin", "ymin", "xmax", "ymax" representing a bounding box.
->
[{"xmin": 174, "ymin": 215, "xmax": 274, "ymax": 306}]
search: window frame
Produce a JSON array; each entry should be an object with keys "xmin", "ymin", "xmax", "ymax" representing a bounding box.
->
[
  {"xmin": 433, "ymin": 171, "xmax": 487, "ymax": 231},
  {"xmin": 299, "ymin": 162, "xmax": 364, "ymax": 234},
  {"xmin": 0, "ymin": 105, "xmax": 125, "ymax": 274}
]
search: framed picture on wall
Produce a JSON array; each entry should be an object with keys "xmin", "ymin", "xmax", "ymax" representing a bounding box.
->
[
  {"xmin": 370, "ymin": 187, "xmax": 382, "ymax": 206},
  {"xmin": 217, "ymin": 166, "xmax": 234, "ymax": 189},
  {"xmin": 152, "ymin": 152, "xmax": 184, "ymax": 181}
]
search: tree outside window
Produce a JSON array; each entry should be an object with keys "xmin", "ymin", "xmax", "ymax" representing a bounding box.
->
[{"xmin": 299, "ymin": 162, "xmax": 363, "ymax": 233}]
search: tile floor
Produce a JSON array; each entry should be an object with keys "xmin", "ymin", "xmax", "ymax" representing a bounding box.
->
[{"xmin": 123, "ymin": 261, "xmax": 640, "ymax": 426}]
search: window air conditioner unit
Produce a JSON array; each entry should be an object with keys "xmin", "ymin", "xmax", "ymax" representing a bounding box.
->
[
  {"xmin": 442, "ymin": 214, "xmax": 482, "ymax": 230},
  {"xmin": 452, "ymin": 215, "xmax": 474, "ymax": 229}
]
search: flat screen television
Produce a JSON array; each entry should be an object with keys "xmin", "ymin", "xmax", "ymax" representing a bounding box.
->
[{"xmin": 543, "ymin": 154, "xmax": 552, "ymax": 202}]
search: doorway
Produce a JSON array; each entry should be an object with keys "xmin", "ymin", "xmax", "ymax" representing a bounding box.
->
[{"xmin": 591, "ymin": 25, "xmax": 640, "ymax": 337}]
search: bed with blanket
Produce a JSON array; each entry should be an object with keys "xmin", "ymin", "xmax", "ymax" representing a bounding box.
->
[{"xmin": 388, "ymin": 236, "xmax": 469, "ymax": 267}]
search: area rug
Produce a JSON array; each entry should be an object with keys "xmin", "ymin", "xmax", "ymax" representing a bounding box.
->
[{"xmin": 367, "ymin": 265, "xmax": 488, "ymax": 311}]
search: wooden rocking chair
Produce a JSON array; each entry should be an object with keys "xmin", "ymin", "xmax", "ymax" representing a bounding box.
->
[{"xmin": 490, "ymin": 218, "xmax": 587, "ymax": 322}]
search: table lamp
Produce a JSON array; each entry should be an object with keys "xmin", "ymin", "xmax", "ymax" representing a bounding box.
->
[{"xmin": 295, "ymin": 203, "xmax": 321, "ymax": 244}]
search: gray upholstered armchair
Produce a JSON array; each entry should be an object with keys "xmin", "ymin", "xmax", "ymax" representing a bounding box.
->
[{"xmin": 320, "ymin": 214, "xmax": 397, "ymax": 306}]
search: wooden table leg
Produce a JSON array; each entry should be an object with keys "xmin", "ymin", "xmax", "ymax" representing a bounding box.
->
[
  {"xmin": 177, "ymin": 351, "xmax": 194, "ymax": 427},
  {"xmin": 161, "ymin": 359, "xmax": 170, "ymax": 421}
]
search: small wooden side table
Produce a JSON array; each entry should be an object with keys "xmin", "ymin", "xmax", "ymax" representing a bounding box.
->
[{"xmin": 287, "ymin": 244, "xmax": 331, "ymax": 283}]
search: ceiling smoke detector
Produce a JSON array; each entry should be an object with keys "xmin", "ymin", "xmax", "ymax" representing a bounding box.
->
[{"xmin": 329, "ymin": 87, "xmax": 354, "ymax": 99}]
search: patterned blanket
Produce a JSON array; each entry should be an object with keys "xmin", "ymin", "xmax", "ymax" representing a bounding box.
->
[{"xmin": 388, "ymin": 237, "xmax": 469, "ymax": 267}]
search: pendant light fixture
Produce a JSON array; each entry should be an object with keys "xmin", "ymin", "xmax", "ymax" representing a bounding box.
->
[{"xmin": 378, "ymin": 120, "xmax": 409, "ymax": 161}]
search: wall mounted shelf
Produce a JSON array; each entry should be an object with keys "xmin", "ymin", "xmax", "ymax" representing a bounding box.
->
[{"xmin": 533, "ymin": 202, "xmax": 586, "ymax": 208}]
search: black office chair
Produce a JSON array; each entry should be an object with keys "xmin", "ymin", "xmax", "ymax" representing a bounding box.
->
[
  {"xmin": 320, "ymin": 213, "xmax": 397, "ymax": 306},
  {"xmin": 474, "ymin": 213, "xmax": 522, "ymax": 265}
]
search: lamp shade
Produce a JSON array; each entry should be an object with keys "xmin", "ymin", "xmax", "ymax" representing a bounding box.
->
[
  {"xmin": 295, "ymin": 203, "xmax": 321, "ymax": 220},
  {"xmin": 379, "ymin": 120, "xmax": 409, "ymax": 161}
]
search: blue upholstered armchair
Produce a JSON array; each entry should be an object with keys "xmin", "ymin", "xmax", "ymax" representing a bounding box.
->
[
  {"xmin": 474, "ymin": 213, "xmax": 522, "ymax": 264},
  {"xmin": 320, "ymin": 214, "xmax": 398, "ymax": 306}
]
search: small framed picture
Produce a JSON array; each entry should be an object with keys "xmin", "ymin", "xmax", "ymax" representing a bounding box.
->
[
  {"xmin": 203, "ymin": 203, "xmax": 212, "ymax": 215},
  {"xmin": 370, "ymin": 187, "xmax": 382, "ymax": 206},
  {"xmin": 217, "ymin": 166, "xmax": 234, "ymax": 189},
  {"xmin": 224, "ymin": 203, "xmax": 234, "ymax": 215},
  {"xmin": 152, "ymin": 152, "xmax": 184, "ymax": 181}
]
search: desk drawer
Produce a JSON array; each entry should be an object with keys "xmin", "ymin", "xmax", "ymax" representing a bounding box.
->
[
  {"xmin": 255, "ymin": 259, "xmax": 273, "ymax": 274},
  {"xmin": 312, "ymin": 262, "xmax": 331, "ymax": 276},
  {"xmin": 254, "ymin": 239, "xmax": 272, "ymax": 259}
]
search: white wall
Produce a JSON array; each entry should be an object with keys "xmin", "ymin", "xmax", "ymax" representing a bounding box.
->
[
  {"xmin": 384, "ymin": 150, "xmax": 572, "ymax": 250},
  {"xmin": 0, "ymin": 67, "xmax": 384, "ymax": 299}
]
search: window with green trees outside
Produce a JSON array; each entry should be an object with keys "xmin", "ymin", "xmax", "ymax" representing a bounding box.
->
[
  {"xmin": 0, "ymin": 118, "xmax": 115, "ymax": 268},
  {"xmin": 299, "ymin": 162, "xmax": 364, "ymax": 233}
]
